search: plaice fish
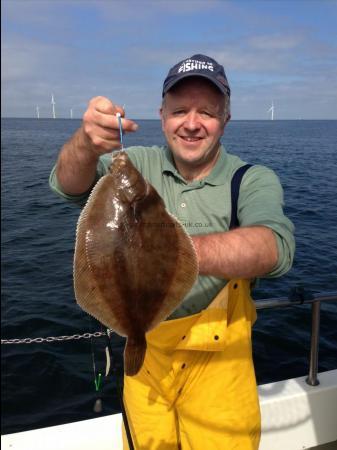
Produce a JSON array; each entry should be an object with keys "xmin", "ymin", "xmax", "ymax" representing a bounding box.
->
[{"xmin": 73, "ymin": 151, "xmax": 198, "ymax": 376}]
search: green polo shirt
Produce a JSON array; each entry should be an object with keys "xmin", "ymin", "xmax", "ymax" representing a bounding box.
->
[{"xmin": 49, "ymin": 145, "xmax": 295, "ymax": 318}]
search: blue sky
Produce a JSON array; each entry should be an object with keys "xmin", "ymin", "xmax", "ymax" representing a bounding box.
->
[{"xmin": 2, "ymin": 0, "xmax": 337, "ymax": 119}]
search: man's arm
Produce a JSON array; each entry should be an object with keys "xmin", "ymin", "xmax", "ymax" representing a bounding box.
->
[
  {"xmin": 55, "ymin": 96, "xmax": 138, "ymax": 195},
  {"xmin": 194, "ymin": 163, "xmax": 295, "ymax": 280},
  {"xmin": 192, "ymin": 226, "xmax": 278, "ymax": 279},
  {"xmin": 55, "ymin": 127, "xmax": 99, "ymax": 195}
]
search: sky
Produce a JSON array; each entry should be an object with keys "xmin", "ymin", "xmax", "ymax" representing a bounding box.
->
[{"xmin": 2, "ymin": 0, "xmax": 337, "ymax": 120}]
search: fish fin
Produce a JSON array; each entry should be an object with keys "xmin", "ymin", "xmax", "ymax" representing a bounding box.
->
[
  {"xmin": 73, "ymin": 178, "xmax": 128, "ymax": 335},
  {"xmin": 124, "ymin": 335, "xmax": 147, "ymax": 377}
]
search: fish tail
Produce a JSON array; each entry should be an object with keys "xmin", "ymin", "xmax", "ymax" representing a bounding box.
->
[{"xmin": 124, "ymin": 334, "xmax": 147, "ymax": 376}]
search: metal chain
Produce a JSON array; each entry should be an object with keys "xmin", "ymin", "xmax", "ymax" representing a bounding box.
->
[{"xmin": 1, "ymin": 331, "xmax": 108, "ymax": 345}]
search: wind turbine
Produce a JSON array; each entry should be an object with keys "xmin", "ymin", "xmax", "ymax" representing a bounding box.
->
[
  {"xmin": 36, "ymin": 106, "xmax": 40, "ymax": 119},
  {"xmin": 51, "ymin": 94, "xmax": 56, "ymax": 119},
  {"xmin": 268, "ymin": 101, "xmax": 274, "ymax": 121}
]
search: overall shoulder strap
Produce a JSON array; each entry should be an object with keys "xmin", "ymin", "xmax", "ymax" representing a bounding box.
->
[{"xmin": 229, "ymin": 164, "xmax": 253, "ymax": 230}]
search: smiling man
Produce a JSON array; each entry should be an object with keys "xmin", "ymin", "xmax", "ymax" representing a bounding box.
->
[
  {"xmin": 160, "ymin": 77, "xmax": 228, "ymax": 180},
  {"xmin": 49, "ymin": 54, "xmax": 295, "ymax": 450}
]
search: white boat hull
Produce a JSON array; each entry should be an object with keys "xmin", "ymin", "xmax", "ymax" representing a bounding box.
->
[{"xmin": 2, "ymin": 370, "xmax": 337, "ymax": 450}]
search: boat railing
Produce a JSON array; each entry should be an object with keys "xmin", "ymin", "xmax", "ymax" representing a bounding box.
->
[
  {"xmin": 254, "ymin": 288, "xmax": 337, "ymax": 387},
  {"xmin": 2, "ymin": 287, "xmax": 337, "ymax": 387}
]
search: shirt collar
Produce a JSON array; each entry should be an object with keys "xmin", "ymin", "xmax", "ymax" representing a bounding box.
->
[
  {"xmin": 162, "ymin": 146, "xmax": 177, "ymax": 174},
  {"xmin": 203, "ymin": 146, "xmax": 229, "ymax": 185},
  {"xmin": 162, "ymin": 145, "xmax": 229, "ymax": 186},
  {"xmin": 162, "ymin": 147, "xmax": 187, "ymax": 183}
]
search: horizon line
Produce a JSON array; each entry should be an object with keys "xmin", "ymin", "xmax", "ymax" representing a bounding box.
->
[{"xmin": 2, "ymin": 117, "xmax": 337, "ymax": 121}]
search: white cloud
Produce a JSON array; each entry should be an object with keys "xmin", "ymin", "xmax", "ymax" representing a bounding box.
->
[
  {"xmin": 2, "ymin": 0, "xmax": 337, "ymax": 119},
  {"xmin": 249, "ymin": 33, "xmax": 305, "ymax": 50},
  {"xmin": 2, "ymin": 37, "xmax": 69, "ymax": 82}
]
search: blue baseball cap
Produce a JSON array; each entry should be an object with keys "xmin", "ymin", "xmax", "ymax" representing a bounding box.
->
[{"xmin": 162, "ymin": 54, "xmax": 230, "ymax": 97}]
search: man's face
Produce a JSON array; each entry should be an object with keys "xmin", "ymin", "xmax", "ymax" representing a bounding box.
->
[{"xmin": 160, "ymin": 77, "xmax": 228, "ymax": 177}]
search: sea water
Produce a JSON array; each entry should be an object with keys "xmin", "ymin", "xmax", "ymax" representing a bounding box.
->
[{"xmin": 1, "ymin": 118, "xmax": 337, "ymax": 434}]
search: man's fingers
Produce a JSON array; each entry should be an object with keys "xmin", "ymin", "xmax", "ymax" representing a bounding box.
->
[
  {"xmin": 82, "ymin": 96, "xmax": 138, "ymax": 154},
  {"xmin": 91, "ymin": 96, "xmax": 117, "ymax": 115},
  {"xmin": 88, "ymin": 97, "xmax": 138, "ymax": 132},
  {"xmin": 118, "ymin": 116, "xmax": 139, "ymax": 132},
  {"xmin": 93, "ymin": 97, "xmax": 125, "ymax": 118},
  {"xmin": 92, "ymin": 108, "xmax": 138, "ymax": 132}
]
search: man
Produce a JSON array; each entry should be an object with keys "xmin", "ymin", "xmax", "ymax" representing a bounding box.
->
[{"xmin": 50, "ymin": 54, "xmax": 295, "ymax": 449}]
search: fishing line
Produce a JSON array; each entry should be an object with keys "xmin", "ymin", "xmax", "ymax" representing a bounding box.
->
[
  {"xmin": 106, "ymin": 329, "xmax": 135, "ymax": 450},
  {"xmin": 116, "ymin": 112, "xmax": 124, "ymax": 150},
  {"xmin": 90, "ymin": 108, "xmax": 134, "ymax": 446},
  {"xmin": 89, "ymin": 318, "xmax": 103, "ymax": 413},
  {"xmin": 105, "ymin": 110, "xmax": 134, "ymax": 449}
]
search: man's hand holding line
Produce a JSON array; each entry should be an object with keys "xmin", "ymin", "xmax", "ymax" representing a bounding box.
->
[{"xmin": 55, "ymin": 96, "xmax": 138, "ymax": 195}]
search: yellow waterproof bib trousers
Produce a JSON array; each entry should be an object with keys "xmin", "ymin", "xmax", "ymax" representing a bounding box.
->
[{"xmin": 122, "ymin": 279, "xmax": 261, "ymax": 450}]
